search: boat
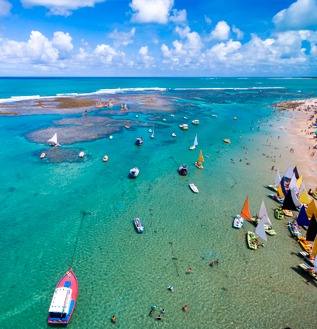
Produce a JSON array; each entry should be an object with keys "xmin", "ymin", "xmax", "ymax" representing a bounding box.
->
[
  {"xmin": 239, "ymin": 196, "xmax": 253, "ymax": 222},
  {"xmin": 283, "ymin": 209, "xmax": 293, "ymax": 217},
  {"xmin": 135, "ymin": 137, "xmax": 143, "ymax": 146},
  {"xmin": 309, "ymin": 188, "xmax": 317, "ymax": 200},
  {"xmin": 150, "ymin": 127, "xmax": 155, "ymax": 139},
  {"xmin": 48, "ymin": 133, "xmax": 60, "ymax": 147},
  {"xmin": 195, "ymin": 150, "xmax": 204, "ymax": 169},
  {"xmin": 267, "ymin": 170, "xmax": 281, "ymax": 192},
  {"xmin": 246, "ymin": 231, "xmax": 258, "ymax": 250},
  {"xmin": 274, "ymin": 207, "xmax": 284, "ymax": 220},
  {"xmin": 129, "ymin": 167, "xmax": 139, "ymax": 178},
  {"xmin": 254, "ymin": 201, "xmax": 276, "ymax": 236},
  {"xmin": 233, "ymin": 215, "xmax": 244, "ymax": 229},
  {"xmin": 298, "ymin": 237, "xmax": 313, "ymax": 253},
  {"xmin": 48, "ymin": 269, "xmax": 78, "ymax": 325},
  {"xmin": 192, "ymin": 119, "xmax": 199, "ymax": 125},
  {"xmin": 223, "ymin": 139, "xmax": 231, "ymax": 144},
  {"xmin": 298, "ymin": 262, "xmax": 317, "ymax": 281},
  {"xmin": 288, "ymin": 220, "xmax": 302, "ymax": 238},
  {"xmin": 178, "ymin": 164, "xmax": 188, "ymax": 176},
  {"xmin": 189, "ymin": 134, "xmax": 198, "ymax": 150},
  {"xmin": 179, "ymin": 124, "xmax": 188, "ymax": 130},
  {"xmin": 189, "ymin": 183, "xmax": 199, "ymax": 193},
  {"xmin": 79, "ymin": 151, "xmax": 85, "ymax": 158},
  {"xmin": 148, "ymin": 129, "xmax": 152, "ymax": 133},
  {"xmin": 40, "ymin": 152, "xmax": 46, "ymax": 159},
  {"xmin": 102, "ymin": 155, "xmax": 108, "ymax": 162},
  {"xmin": 125, "ymin": 125, "xmax": 130, "ymax": 129},
  {"xmin": 268, "ymin": 194, "xmax": 284, "ymax": 204},
  {"xmin": 109, "ymin": 135, "xmax": 113, "ymax": 140},
  {"xmin": 172, "ymin": 133, "xmax": 176, "ymax": 137},
  {"xmin": 134, "ymin": 218, "xmax": 144, "ymax": 233},
  {"xmin": 299, "ymin": 251, "xmax": 315, "ymax": 266}
]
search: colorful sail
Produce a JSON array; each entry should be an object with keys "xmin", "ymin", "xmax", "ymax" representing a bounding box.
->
[
  {"xmin": 282, "ymin": 189, "xmax": 298, "ymax": 211},
  {"xmin": 274, "ymin": 170, "xmax": 281, "ymax": 187},
  {"xmin": 306, "ymin": 214, "xmax": 317, "ymax": 242},
  {"xmin": 298, "ymin": 189, "xmax": 311, "ymax": 205},
  {"xmin": 296, "ymin": 175, "xmax": 303, "ymax": 188},
  {"xmin": 284, "ymin": 165, "xmax": 294, "ymax": 180},
  {"xmin": 277, "ymin": 184, "xmax": 284, "ymax": 198},
  {"xmin": 311, "ymin": 237, "xmax": 317, "ymax": 259},
  {"xmin": 197, "ymin": 149, "xmax": 204, "ymax": 163},
  {"xmin": 240, "ymin": 196, "xmax": 252, "ymax": 221},
  {"xmin": 255, "ymin": 217, "xmax": 268, "ymax": 242},
  {"xmin": 307, "ymin": 200, "xmax": 317, "ymax": 219},
  {"xmin": 258, "ymin": 201, "xmax": 272, "ymax": 226},
  {"xmin": 296, "ymin": 205, "xmax": 310, "ymax": 228}
]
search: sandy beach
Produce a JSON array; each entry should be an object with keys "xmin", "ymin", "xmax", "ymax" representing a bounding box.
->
[{"xmin": 275, "ymin": 98, "xmax": 317, "ymax": 188}]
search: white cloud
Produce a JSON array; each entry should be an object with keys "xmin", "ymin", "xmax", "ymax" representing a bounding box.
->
[
  {"xmin": 169, "ymin": 9, "xmax": 187, "ymax": 24},
  {"xmin": 208, "ymin": 21, "xmax": 230, "ymax": 41},
  {"xmin": 205, "ymin": 39, "xmax": 242, "ymax": 62},
  {"xmin": 94, "ymin": 44, "xmax": 120, "ymax": 63},
  {"xmin": 21, "ymin": 0, "xmax": 105, "ymax": 16},
  {"xmin": 109, "ymin": 28, "xmax": 136, "ymax": 47},
  {"xmin": 52, "ymin": 32, "xmax": 73, "ymax": 59},
  {"xmin": 138, "ymin": 46, "xmax": 154, "ymax": 68},
  {"xmin": 273, "ymin": 0, "xmax": 317, "ymax": 30},
  {"xmin": 204, "ymin": 15, "xmax": 212, "ymax": 25},
  {"xmin": 0, "ymin": 0, "xmax": 12, "ymax": 16},
  {"xmin": 130, "ymin": 0, "xmax": 173, "ymax": 24},
  {"xmin": 232, "ymin": 25, "xmax": 244, "ymax": 40}
]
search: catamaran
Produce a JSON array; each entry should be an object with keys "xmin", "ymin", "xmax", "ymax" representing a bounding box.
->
[
  {"xmin": 48, "ymin": 269, "xmax": 78, "ymax": 325},
  {"xmin": 189, "ymin": 134, "xmax": 198, "ymax": 150},
  {"xmin": 48, "ymin": 133, "xmax": 60, "ymax": 147},
  {"xmin": 195, "ymin": 149, "xmax": 204, "ymax": 169}
]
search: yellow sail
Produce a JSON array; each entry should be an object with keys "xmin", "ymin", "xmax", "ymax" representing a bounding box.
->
[
  {"xmin": 298, "ymin": 189, "xmax": 311, "ymax": 205},
  {"xmin": 296, "ymin": 175, "xmax": 303, "ymax": 188},
  {"xmin": 311, "ymin": 237, "xmax": 317, "ymax": 258},
  {"xmin": 307, "ymin": 200, "xmax": 317, "ymax": 219},
  {"xmin": 197, "ymin": 149, "xmax": 204, "ymax": 163},
  {"xmin": 277, "ymin": 184, "xmax": 284, "ymax": 198}
]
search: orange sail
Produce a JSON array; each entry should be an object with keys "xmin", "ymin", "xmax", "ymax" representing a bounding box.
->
[
  {"xmin": 311, "ymin": 237, "xmax": 317, "ymax": 259},
  {"xmin": 240, "ymin": 196, "xmax": 253, "ymax": 221}
]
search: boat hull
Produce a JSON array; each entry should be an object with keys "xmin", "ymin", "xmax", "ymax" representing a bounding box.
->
[
  {"xmin": 246, "ymin": 231, "xmax": 258, "ymax": 250},
  {"xmin": 233, "ymin": 215, "xmax": 243, "ymax": 229},
  {"xmin": 134, "ymin": 218, "xmax": 144, "ymax": 233},
  {"xmin": 48, "ymin": 269, "xmax": 78, "ymax": 325}
]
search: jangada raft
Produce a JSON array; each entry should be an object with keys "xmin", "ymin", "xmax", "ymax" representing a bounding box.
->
[{"xmin": 48, "ymin": 269, "xmax": 78, "ymax": 325}]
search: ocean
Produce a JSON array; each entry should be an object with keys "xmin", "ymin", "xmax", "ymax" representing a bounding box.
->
[{"xmin": 0, "ymin": 77, "xmax": 317, "ymax": 329}]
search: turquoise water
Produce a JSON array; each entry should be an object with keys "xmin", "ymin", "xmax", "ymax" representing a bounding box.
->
[{"xmin": 0, "ymin": 78, "xmax": 317, "ymax": 328}]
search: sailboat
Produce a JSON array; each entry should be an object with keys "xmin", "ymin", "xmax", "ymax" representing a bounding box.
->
[
  {"xmin": 47, "ymin": 133, "xmax": 60, "ymax": 147},
  {"xmin": 150, "ymin": 127, "xmax": 155, "ymax": 139},
  {"xmin": 233, "ymin": 196, "xmax": 251, "ymax": 228},
  {"xmin": 254, "ymin": 201, "xmax": 276, "ymax": 235},
  {"xmin": 195, "ymin": 149, "xmax": 204, "ymax": 169},
  {"xmin": 189, "ymin": 134, "xmax": 198, "ymax": 150}
]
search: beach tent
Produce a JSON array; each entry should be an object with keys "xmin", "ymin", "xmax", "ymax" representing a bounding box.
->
[
  {"xmin": 306, "ymin": 214, "xmax": 317, "ymax": 242},
  {"xmin": 296, "ymin": 205, "xmax": 310, "ymax": 228},
  {"xmin": 306, "ymin": 200, "xmax": 317, "ymax": 219}
]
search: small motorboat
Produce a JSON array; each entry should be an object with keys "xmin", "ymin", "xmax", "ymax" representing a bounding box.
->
[
  {"xmin": 135, "ymin": 137, "xmax": 143, "ymax": 146},
  {"xmin": 79, "ymin": 151, "xmax": 85, "ymax": 158},
  {"xmin": 223, "ymin": 139, "xmax": 231, "ymax": 144},
  {"xmin": 179, "ymin": 124, "xmax": 188, "ymax": 130},
  {"xmin": 288, "ymin": 220, "xmax": 302, "ymax": 238},
  {"xmin": 40, "ymin": 152, "xmax": 46, "ymax": 159},
  {"xmin": 129, "ymin": 167, "xmax": 139, "ymax": 178},
  {"xmin": 103, "ymin": 155, "xmax": 108, "ymax": 162},
  {"xmin": 192, "ymin": 120, "xmax": 199, "ymax": 125},
  {"xmin": 189, "ymin": 183, "xmax": 199, "ymax": 193},
  {"xmin": 172, "ymin": 133, "xmax": 176, "ymax": 137},
  {"xmin": 48, "ymin": 269, "xmax": 78, "ymax": 325},
  {"xmin": 109, "ymin": 135, "xmax": 113, "ymax": 140},
  {"xmin": 233, "ymin": 215, "xmax": 244, "ymax": 229},
  {"xmin": 125, "ymin": 125, "xmax": 130, "ymax": 129},
  {"xmin": 178, "ymin": 164, "xmax": 188, "ymax": 176},
  {"xmin": 134, "ymin": 218, "xmax": 144, "ymax": 233}
]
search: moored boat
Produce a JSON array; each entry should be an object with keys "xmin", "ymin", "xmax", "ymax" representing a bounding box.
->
[
  {"xmin": 298, "ymin": 263, "xmax": 317, "ymax": 281},
  {"xmin": 129, "ymin": 167, "xmax": 139, "ymax": 178},
  {"xmin": 178, "ymin": 164, "xmax": 188, "ymax": 176},
  {"xmin": 179, "ymin": 124, "xmax": 188, "ymax": 130},
  {"xmin": 172, "ymin": 133, "xmax": 176, "ymax": 137},
  {"xmin": 48, "ymin": 269, "xmax": 78, "ymax": 325},
  {"xmin": 189, "ymin": 134, "xmax": 198, "ymax": 150},
  {"xmin": 274, "ymin": 207, "xmax": 284, "ymax": 220},
  {"xmin": 233, "ymin": 215, "xmax": 244, "ymax": 229},
  {"xmin": 283, "ymin": 209, "xmax": 293, "ymax": 217},
  {"xmin": 246, "ymin": 231, "xmax": 258, "ymax": 250},
  {"xmin": 48, "ymin": 133, "xmax": 60, "ymax": 147},
  {"xmin": 195, "ymin": 149, "xmax": 204, "ymax": 169},
  {"xmin": 192, "ymin": 119, "xmax": 199, "ymax": 125},
  {"xmin": 134, "ymin": 218, "xmax": 144, "ymax": 233},
  {"xmin": 288, "ymin": 220, "xmax": 302, "ymax": 238},
  {"xmin": 223, "ymin": 139, "xmax": 231, "ymax": 144},
  {"xmin": 79, "ymin": 151, "xmax": 85, "ymax": 158},
  {"xmin": 135, "ymin": 137, "xmax": 143, "ymax": 146},
  {"xmin": 268, "ymin": 194, "xmax": 284, "ymax": 204},
  {"xmin": 189, "ymin": 183, "xmax": 199, "ymax": 193},
  {"xmin": 40, "ymin": 152, "xmax": 46, "ymax": 159},
  {"xmin": 103, "ymin": 155, "xmax": 108, "ymax": 162}
]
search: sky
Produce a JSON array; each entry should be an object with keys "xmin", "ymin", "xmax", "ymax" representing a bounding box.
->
[{"xmin": 0, "ymin": 0, "xmax": 316, "ymax": 77}]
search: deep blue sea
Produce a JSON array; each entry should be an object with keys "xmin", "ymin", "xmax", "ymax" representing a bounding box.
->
[{"xmin": 0, "ymin": 77, "xmax": 317, "ymax": 329}]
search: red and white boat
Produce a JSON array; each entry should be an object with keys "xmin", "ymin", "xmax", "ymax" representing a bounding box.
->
[{"xmin": 48, "ymin": 269, "xmax": 78, "ymax": 325}]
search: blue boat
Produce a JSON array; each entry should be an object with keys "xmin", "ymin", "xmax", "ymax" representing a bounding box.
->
[
  {"xmin": 178, "ymin": 164, "xmax": 188, "ymax": 176},
  {"xmin": 134, "ymin": 218, "xmax": 144, "ymax": 233},
  {"xmin": 135, "ymin": 137, "xmax": 143, "ymax": 146}
]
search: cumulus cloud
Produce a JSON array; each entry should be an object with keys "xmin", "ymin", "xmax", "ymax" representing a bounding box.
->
[
  {"xmin": 138, "ymin": 46, "xmax": 154, "ymax": 67},
  {"xmin": 273, "ymin": 0, "xmax": 317, "ymax": 30},
  {"xmin": 169, "ymin": 9, "xmax": 187, "ymax": 24},
  {"xmin": 232, "ymin": 25, "xmax": 244, "ymax": 40},
  {"xmin": 130, "ymin": 0, "xmax": 173, "ymax": 24},
  {"xmin": 21, "ymin": 0, "xmax": 105, "ymax": 16},
  {"xmin": 109, "ymin": 28, "xmax": 136, "ymax": 47},
  {"xmin": 0, "ymin": 0, "xmax": 12, "ymax": 16},
  {"xmin": 52, "ymin": 32, "xmax": 73, "ymax": 58},
  {"xmin": 208, "ymin": 21, "xmax": 230, "ymax": 41},
  {"xmin": 204, "ymin": 15, "xmax": 212, "ymax": 25}
]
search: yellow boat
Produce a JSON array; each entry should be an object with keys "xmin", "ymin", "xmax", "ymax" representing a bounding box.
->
[
  {"xmin": 195, "ymin": 150, "xmax": 204, "ymax": 169},
  {"xmin": 223, "ymin": 139, "xmax": 231, "ymax": 144}
]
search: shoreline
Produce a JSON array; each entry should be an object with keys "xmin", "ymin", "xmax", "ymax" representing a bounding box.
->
[{"xmin": 274, "ymin": 98, "xmax": 317, "ymax": 188}]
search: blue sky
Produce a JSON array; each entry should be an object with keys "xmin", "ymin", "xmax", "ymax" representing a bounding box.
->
[{"xmin": 0, "ymin": 0, "xmax": 316, "ymax": 76}]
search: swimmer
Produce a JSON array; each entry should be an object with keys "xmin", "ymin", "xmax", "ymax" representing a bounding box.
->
[
  {"xmin": 111, "ymin": 315, "xmax": 116, "ymax": 324},
  {"xmin": 183, "ymin": 305, "xmax": 188, "ymax": 312}
]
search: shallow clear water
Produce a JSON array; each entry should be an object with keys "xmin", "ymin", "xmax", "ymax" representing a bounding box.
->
[{"xmin": 0, "ymin": 78, "xmax": 317, "ymax": 328}]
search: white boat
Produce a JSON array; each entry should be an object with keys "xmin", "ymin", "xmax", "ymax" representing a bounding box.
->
[
  {"xmin": 172, "ymin": 133, "xmax": 176, "ymax": 137},
  {"xmin": 233, "ymin": 215, "xmax": 244, "ymax": 229},
  {"xmin": 79, "ymin": 151, "xmax": 85, "ymax": 158},
  {"xmin": 179, "ymin": 124, "xmax": 188, "ymax": 130},
  {"xmin": 192, "ymin": 119, "xmax": 199, "ymax": 125},
  {"xmin": 189, "ymin": 134, "xmax": 198, "ymax": 150},
  {"xmin": 150, "ymin": 127, "xmax": 155, "ymax": 139},
  {"xmin": 129, "ymin": 167, "xmax": 139, "ymax": 178},
  {"xmin": 189, "ymin": 183, "xmax": 199, "ymax": 193},
  {"xmin": 40, "ymin": 152, "xmax": 46, "ymax": 159},
  {"xmin": 103, "ymin": 155, "xmax": 108, "ymax": 162},
  {"xmin": 149, "ymin": 129, "xmax": 152, "ymax": 133},
  {"xmin": 47, "ymin": 133, "xmax": 60, "ymax": 147}
]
